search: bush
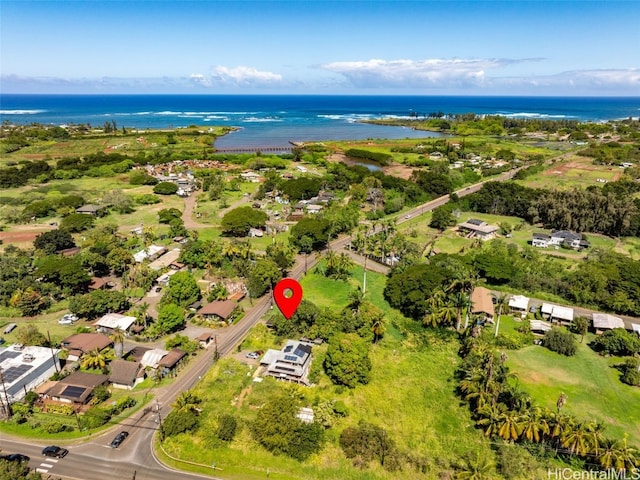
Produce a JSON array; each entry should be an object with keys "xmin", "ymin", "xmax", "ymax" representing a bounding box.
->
[
  {"xmin": 44, "ymin": 421, "xmax": 68, "ymax": 434},
  {"xmin": 592, "ymin": 328, "xmax": 640, "ymax": 357},
  {"xmin": 619, "ymin": 358, "xmax": 640, "ymax": 386},
  {"xmin": 543, "ymin": 328, "xmax": 577, "ymax": 356},
  {"xmin": 162, "ymin": 409, "xmax": 199, "ymax": 437},
  {"xmin": 217, "ymin": 413, "xmax": 238, "ymax": 441},
  {"xmin": 153, "ymin": 182, "xmax": 178, "ymax": 195}
]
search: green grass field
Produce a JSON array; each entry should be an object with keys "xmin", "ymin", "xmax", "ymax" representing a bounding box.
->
[
  {"xmin": 158, "ymin": 268, "xmax": 495, "ymax": 480},
  {"xmin": 506, "ymin": 338, "xmax": 640, "ymax": 446}
]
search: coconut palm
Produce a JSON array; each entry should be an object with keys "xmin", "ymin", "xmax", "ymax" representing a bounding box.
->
[
  {"xmin": 561, "ymin": 420, "xmax": 594, "ymax": 457},
  {"xmin": 110, "ymin": 328, "xmax": 125, "ymax": 358},
  {"xmin": 477, "ymin": 403, "xmax": 505, "ymax": 438},
  {"xmin": 82, "ymin": 349, "xmax": 107, "ymax": 371},
  {"xmin": 492, "ymin": 293, "xmax": 510, "ymax": 338},
  {"xmin": 496, "ymin": 409, "xmax": 522, "ymax": 442},
  {"xmin": 519, "ymin": 406, "xmax": 549, "ymax": 443},
  {"xmin": 173, "ymin": 391, "xmax": 202, "ymax": 414},
  {"xmin": 447, "ymin": 271, "xmax": 477, "ymax": 331},
  {"xmin": 455, "ymin": 451, "xmax": 496, "ymax": 480}
]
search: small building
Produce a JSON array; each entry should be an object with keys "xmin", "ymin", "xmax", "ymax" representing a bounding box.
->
[
  {"xmin": 549, "ymin": 230, "xmax": 589, "ymax": 250},
  {"xmin": 61, "ymin": 333, "xmax": 113, "ymax": 362},
  {"xmin": 529, "ymin": 319, "xmax": 553, "ymax": 334},
  {"xmin": 458, "ymin": 219, "xmax": 499, "ymax": 241},
  {"xmin": 42, "ymin": 371, "xmax": 109, "ymax": 407},
  {"xmin": 260, "ymin": 340, "xmax": 313, "ymax": 386},
  {"xmin": 133, "ymin": 244, "xmax": 167, "ymax": 263},
  {"xmin": 198, "ymin": 300, "xmax": 237, "ymax": 322},
  {"xmin": 88, "ymin": 277, "xmax": 109, "ymax": 291},
  {"xmin": 94, "ymin": 313, "xmax": 137, "ymax": 335},
  {"xmin": 75, "ymin": 204, "xmax": 105, "ymax": 216},
  {"xmin": 158, "ymin": 348, "xmax": 187, "ymax": 375},
  {"xmin": 541, "ymin": 303, "xmax": 574, "ymax": 325},
  {"xmin": 140, "ymin": 348, "xmax": 168, "ymax": 369},
  {"xmin": 306, "ymin": 204, "xmax": 323, "ymax": 214},
  {"xmin": 248, "ymin": 228, "xmax": 264, "ymax": 238},
  {"xmin": 532, "ymin": 233, "xmax": 551, "ymax": 248},
  {"xmin": 592, "ymin": 313, "xmax": 626, "ymax": 334},
  {"xmin": 240, "ymin": 171, "xmax": 261, "ymax": 183},
  {"xmin": 197, "ymin": 332, "xmax": 216, "ymax": 349},
  {"xmin": 631, "ymin": 323, "xmax": 640, "ymax": 337},
  {"xmin": 148, "ymin": 248, "xmax": 181, "ymax": 271},
  {"xmin": 109, "ymin": 359, "xmax": 144, "ymax": 390},
  {"xmin": 508, "ymin": 295, "xmax": 530, "ymax": 313},
  {"xmin": 156, "ymin": 269, "xmax": 178, "ymax": 286},
  {"xmin": 0, "ymin": 345, "xmax": 61, "ymax": 405},
  {"xmin": 470, "ymin": 287, "xmax": 495, "ymax": 323}
]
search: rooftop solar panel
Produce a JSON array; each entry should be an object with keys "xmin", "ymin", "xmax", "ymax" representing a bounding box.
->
[
  {"xmin": 284, "ymin": 355, "xmax": 298, "ymax": 362},
  {"xmin": 2, "ymin": 365, "xmax": 32, "ymax": 383},
  {"xmin": 0, "ymin": 350, "xmax": 21, "ymax": 363},
  {"xmin": 61, "ymin": 385, "xmax": 86, "ymax": 399}
]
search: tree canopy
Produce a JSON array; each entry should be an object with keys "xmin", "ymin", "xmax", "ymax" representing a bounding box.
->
[{"xmin": 220, "ymin": 206, "xmax": 268, "ymax": 236}]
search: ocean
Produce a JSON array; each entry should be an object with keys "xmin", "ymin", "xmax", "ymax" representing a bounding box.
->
[{"xmin": 1, "ymin": 94, "xmax": 639, "ymax": 149}]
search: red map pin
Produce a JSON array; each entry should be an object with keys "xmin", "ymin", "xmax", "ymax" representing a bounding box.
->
[{"xmin": 273, "ymin": 278, "xmax": 303, "ymax": 319}]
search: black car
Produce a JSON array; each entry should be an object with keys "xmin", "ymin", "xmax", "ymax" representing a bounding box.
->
[
  {"xmin": 42, "ymin": 446, "xmax": 68, "ymax": 458},
  {"xmin": 0, "ymin": 453, "xmax": 30, "ymax": 462},
  {"xmin": 109, "ymin": 431, "xmax": 129, "ymax": 448}
]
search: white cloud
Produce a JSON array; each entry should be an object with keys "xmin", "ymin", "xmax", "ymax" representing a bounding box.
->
[
  {"xmin": 211, "ymin": 65, "xmax": 283, "ymax": 85},
  {"xmin": 320, "ymin": 58, "xmax": 520, "ymax": 88}
]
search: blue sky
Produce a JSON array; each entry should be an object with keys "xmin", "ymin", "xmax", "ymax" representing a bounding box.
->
[{"xmin": 1, "ymin": 0, "xmax": 638, "ymax": 95}]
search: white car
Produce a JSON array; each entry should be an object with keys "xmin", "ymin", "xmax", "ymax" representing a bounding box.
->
[
  {"xmin": 58, "ymin": 314, "xmax": 78, "ymax": 325},
  {"xmin": 245, "ymin": 352, "xmax": 261, "ymax": 359}
]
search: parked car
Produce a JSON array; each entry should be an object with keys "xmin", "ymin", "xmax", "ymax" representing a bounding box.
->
[
  {"xmin": 109, "ymin": 431, "xmax": 129, "ymax": 448},
  {"xmin": 42, "ymin": 446, "xmax": 68, "ymax": 458},
  {"xmin": 245, "ymin": 351, "xmax": 261, "ymax": 359},
  {"xmin": 0, "ymin": 453, "xmax": 30, "ymax": 462},
  {"xmin": 58, "ymin": 313, "xmax": 78, "ymax": 325}
]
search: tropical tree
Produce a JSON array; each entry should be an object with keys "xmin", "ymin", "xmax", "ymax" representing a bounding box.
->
[
  {"xmin": 110, "ymin": 328, "xmax": 125, "ymax": 358},
  {"xmin": 519, "ymin": 406, "xmax": 549, "ymax": 443},
  {"xmin": 455, "ymin": 451, "xmax": 496, "ymax": 480},
  {"xmin": 492, "ymin": 292, "xmax": 510, "ymax": 338},
  {"xmin": 496, "ymin": 409, "xmax": 522, "ymax": 442},
  {"xmin": 173, "ymin": 391, "xmax": 202, "ymax": 414},
  {"xmin": 562, "ymin": 420, "xmax": 596, "ymax": 457},
  {"xmin": 447, "ymin": 271, "xmax": 477, "ymax": 331},
  {"xmin": 81, "ymin": 349, "xmax": 107, "ymax": 371},
  {"xmin": 371, "ymin": 316, "xmax": 386, "ymax": 344}
]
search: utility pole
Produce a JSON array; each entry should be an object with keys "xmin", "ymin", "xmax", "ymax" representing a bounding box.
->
[
  {"xmin": 0, "ymin": 369, "xmax": 11, "ymax": 418},
  {"xmin": 47, "ymin": 330, "xmax": 60, "ymax": 373},
  {"xmin": 155, "ymin": 399, "xmax": 164, "ymax": 441}
]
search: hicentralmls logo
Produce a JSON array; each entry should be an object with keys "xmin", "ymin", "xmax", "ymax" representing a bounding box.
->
[{"xmin": 548, "ymin": 468, "xmax": 640, "ymax": 480}]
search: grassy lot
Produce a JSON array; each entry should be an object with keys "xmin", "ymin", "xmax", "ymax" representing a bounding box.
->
[
  {"xmin": 506, "ymin": 338, "xmax": 640, "ymax": 446},
  {"xmin": 158, "ymin": 268, "xmax": 496, "ymax": 480}
]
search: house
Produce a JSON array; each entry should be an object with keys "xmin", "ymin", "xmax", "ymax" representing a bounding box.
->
[
  {"xmin": 109, "ymin": 359, "xmax": 144, "ymax": 390},
  {"xmin": 260, "ymin": 340, "xmax": 313, "ymax": 385},
  {"xmin": 508, "ymin": 295, "xmax": 530, "ymax": 313},
  {"xmin": 632, "ymin": 323, "xmax": 640, "ymax": 337},
  {"xmin": 541, "ymin": 303, "xmax": 574, "ymax": 325},
  {"xmin": 306, "ymin": 204, "xmax": 323, "ymax": 214},
  {"xmin": 61, "ymin": 333, "xmax": 113, "ymax": 362},
  {"xmin": 94, "ymin": 313, "xmax": 137, "ymax": 335},
  {"xmin": 458, "ymin": 219, "xmax": 499, "ymax": 241},
  {"xmin": 41, "ymin": 371, "xmax": 109, "ymax": 408},
  {"xmin": 158, "ymin": 348, "xmax": 187, "ymax": 375},
  {"xmin": 549, "ymin": 230, "xmax": 589, "ymax": 249},
  {"xmin": 198, "ymin": 300, "xmax": 237, "ymax": 322},
  {"xmin": 592, "ymin": 313, "xmax": 626, "ymax": 334},
  {"xmin": 240, "ymin": 171, "xmax": 261, "ymax": 183},
  {"xmin": 156, "ymin": 270, "xmax": 178, "ymax": 286},
  {"xmin": 470, "ymin": 287, "xmax": 495, "ymax": 323},
  {"xmin": 529, "ymin": 319, "xmax": 553, "ymax": 334},
  {"xmin": 88, "ymin": 277, "xmax": 109, "ymax": 291},
  {"xmin": 140, "ymin": 348, "xmax": 169, "ymax": 369},
  {"xmin": 133, "ymin": 244, "xmax": 167, "ymax": 263},
  {"xmin": 248, "ymin": 228, "xmax": 264, "ymax": 238},
  {"xmin": 75, "ymin": 204, "xmax": 105, "ymax": 216},
  {"xmin": 148, "ymin": 248, "xmax": 181, "ymax": 271},
  {"xmin": 0, "ymin": 345, "xmax": 61, "ymax": 405},
  {"xmin": 532, "ymin": 233, "xmax": 551, "ymax": 248},
  {"xmin": 197, "ymin": 332, "xmax": 216, "ymax": 349}
]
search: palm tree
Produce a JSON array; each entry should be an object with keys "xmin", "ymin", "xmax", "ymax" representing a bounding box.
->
[
  {"xmin": 371, "ymin": 317, "xmax": 386, "ymax": 344},
  {"xmin": 133, "ymin": 302, "xmax": 150, "ymax": 328},
  {"xmin": 599, "ymin": 435, "xmax": 639, "ymax": 472},
  {"xmin": 477, "ymin": 403, "xmax": 505, "ymax": 438},
  {"xmin": 110, "ymin": 328, "xmax": 125, "ymax": 358},
  {"xmin": 455, "ymin": 451, "xmax": 495, "ymax": 480},
  {"xmin": 82, "ymin": 349, "xmax": 107, "ymax": 371},
  {"xmin": 497, "ymin": 409, "xmax": 522, "ymax": 442},
  {"xmin": 562, "ymin": 420, "xmax": 594, "ymax": 457},
  {"xmin": 447, "ymin": 271, "xmax": 476, "ymax": 331},
  {"xmin": 519, "ymin": 406, "xmax": 549, "ymax": 443},
  {"xmin": 173, "ymin": 391, "xmax": 202, "ymax": 414},
  {"xmin": 492, "ymin": 293, "xmax": 510, "ymax": 338}
]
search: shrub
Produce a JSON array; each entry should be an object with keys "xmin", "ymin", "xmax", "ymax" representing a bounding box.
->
[
  {"xmin": 153, "ymin": 182, "xmax": 178, "ymax": 195},
  {"xmin": 619, "ymin": 358, "xmax": 640, "ymax": 386},
  {"xmin": 44, "ymin": 421, "xmax": 67, "ymax": 434},
  {"xmin": 162, "ymin": 409, "xmax": 199, "ymax": 437},
  {"xmin": 542, "ymin": 328, "xmax": 577, "ymax": 356},
  {"xmin": 592, "ymin": 328, "xmax": 640, "ymax": 357},
  {"xmin": 217, "ymin": 413, "xmax": 238, "ymax": 442}
]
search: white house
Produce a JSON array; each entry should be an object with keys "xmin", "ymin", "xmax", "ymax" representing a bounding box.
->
[
  {"xmin": 260, "ymin": 340, "xmax": 313, "ymax": 386},
  {"xmin": 94, "ymin": 313, "xmax": 137, "ymax": 334},
  {"xmin": 508, "ymin": 295, "xmax": 530, "ymax": 313},
  {"xmin": 541, "ymin": 303, "xmax": 574, "ymax": 325},
  {"xmin": 592, "ymin": 313, "xmax": 626, "ymax": 334},
  {"xmin": 532, "ymin": 233, "xmax": 551, "ymax": 248},
  {"xmin": 133, "ymin": 244, "xmax": 167, "ymax": 263},
  {"xmin": 0, "ymin": 344, "xmax": 61, "ymax": 405}
]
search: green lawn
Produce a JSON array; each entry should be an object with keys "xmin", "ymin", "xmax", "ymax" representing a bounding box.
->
[{"xmin": 506, "ymin": 339, "xmax": 640, "ymax": 446}]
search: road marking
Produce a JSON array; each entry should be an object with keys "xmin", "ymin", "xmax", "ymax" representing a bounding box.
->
[
  {"xmin": 41, "ymin": 463, "xmax": 54, "ymax": 468},
  {"xmin": 36, "ymin": 468, "xmax": 49, "ymax": 473},
  {"xmin": 47, "ymin": 458, "xmax": 59, "ymax": 463}
]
